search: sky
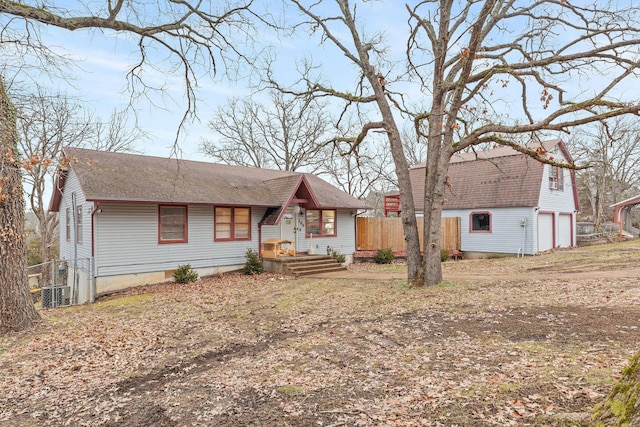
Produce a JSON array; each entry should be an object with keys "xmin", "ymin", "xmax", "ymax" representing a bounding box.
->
[
  {"xmin": 3, "ymin": 0, "xmax": 640, "ymax": 162},
  {"xmin": 4, "ymin": 0, "xmax": 406, "ymax": 160}
]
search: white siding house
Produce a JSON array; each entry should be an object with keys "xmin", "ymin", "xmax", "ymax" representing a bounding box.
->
[
  {"xmin": 409, "ymin": 139, "xmax": 579, "ymax": 258},
  {"xmin": 50, "ymin": 147, "xmax": 368, "ymax": 297}
]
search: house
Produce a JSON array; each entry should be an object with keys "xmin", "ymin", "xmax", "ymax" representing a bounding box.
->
[
  {"xmin": 405, "ymin": 139, "xmax": 579, "ymax": 258},
  {"xmin": 49, "ymin": 147, "xmax": 368, "ymax": 299}
]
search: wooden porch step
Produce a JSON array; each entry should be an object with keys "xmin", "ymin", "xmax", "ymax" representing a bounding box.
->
[{"xmin": 283, "ymin": 256, "xmax": 347, "ymax": 276}]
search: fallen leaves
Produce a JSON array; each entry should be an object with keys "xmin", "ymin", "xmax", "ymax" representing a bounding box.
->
[{"xmin": 1, "ymin": 242, "xmax": 640, "ymax": 426}]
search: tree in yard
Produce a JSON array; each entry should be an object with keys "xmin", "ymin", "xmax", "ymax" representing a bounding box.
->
[
  {"xmin": 270, "ymin": 0, "xmax": 640, "ymax": 286},
  {"xmin": 0, "ymin": 0, "xmax": 257, "ymax": 332},
  {"xmin": 15, "ymin": 87, "xmax": 144, "ymax": 287},
  {"xmin": 0, "ymin": 78, "xmax": 41, "ymax": 332},
  {"xmin": 318, "ymin": 140, "xmax": 395, "ymax": 200},
  {"xmin": 202, "ymin": 91, "xmax": 330, "ymax": 172},
  {"xmin": 570, "ymin": 117, "xmax": 640, "ymax": 232}
]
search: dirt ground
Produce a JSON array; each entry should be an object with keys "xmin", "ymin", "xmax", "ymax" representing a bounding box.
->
[{"xmin": 1, "ymin": 240, "xmax": 639, "ymax": 426}]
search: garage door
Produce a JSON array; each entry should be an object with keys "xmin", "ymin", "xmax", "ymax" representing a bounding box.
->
[
  {"xmin": 538, "ymin": 213, "xmax": 554, "ymax": 252},
  {"xmin": 558, "ymin": 214, "xmax": 572, "ymax": 248}
]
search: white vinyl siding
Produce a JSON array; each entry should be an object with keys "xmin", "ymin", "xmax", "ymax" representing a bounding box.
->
[
  {"xmin": 298, "ymin": 210, "xmax": 355, "ymax": 255},
  {"xmin": 58, "ymin": 170, "xmax": 92, "ymax": 260},
  {"xmin": 259, "ymin": 210, "xmax": 355, "ymax": 256},
  {"xmin": 538, "ymin": 151, "xmax": 576, "ymax": 213},
  {"xmin": 94, "ymin": 204, "xmax": 265, "ymax": 277},
  {"xmin": 443, "ymin": 208, "xmax": 535, "ymax": 255}
]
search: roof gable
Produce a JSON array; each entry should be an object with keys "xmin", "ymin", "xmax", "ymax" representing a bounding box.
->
[
  {"xmin": 410, "ymin": 139, "xmax": 573, "ymax": 210},
  {"xmin": 50, "ymin": 147, "xmax": 368, "ymax": 212}
]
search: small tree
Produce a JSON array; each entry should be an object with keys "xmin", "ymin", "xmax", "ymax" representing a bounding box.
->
[
  {"xmin": 374, "ymin": 248, "xmax": 394, "ymax": 264},
  {"xmin": 173, "ymin": 264, "xmax": 199, "ymax": 284},
  {"xmin": 243, "ymin": 248, "xmax": 264, "ymax": 275}
]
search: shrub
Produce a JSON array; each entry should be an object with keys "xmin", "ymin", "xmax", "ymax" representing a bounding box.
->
[
  {"xmin": 331, "ymin": 249, "xmax": 346, "ymax": 264},
  {"xmin": 440, "ymin": 249, "xmax": 449, "ymax": 262},
  {"xmin": 174, "ymin": 264, "xmax": 199, "ymax": 284},
  {"xmin": 243, "ymin": 248, "xmax": 264, "ymax": 275},
  {"xmin": 374, "ymin": 248, "xmax": 394, "ymax": 264}
]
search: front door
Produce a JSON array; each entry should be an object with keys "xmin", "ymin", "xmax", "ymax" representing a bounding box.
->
[{"xmin": 281, "ymin": 208, "xmax": 297, "ymax": 251}]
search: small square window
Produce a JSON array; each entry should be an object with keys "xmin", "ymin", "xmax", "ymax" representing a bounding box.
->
[{"xmin": 470, "ymin": 212, "xmax": 491, "ymax": 232}]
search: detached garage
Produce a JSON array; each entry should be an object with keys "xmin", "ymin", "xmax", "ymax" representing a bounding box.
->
[{"xmin": 406, "ymin": 139, "xmax": 580, "ymax": 257}]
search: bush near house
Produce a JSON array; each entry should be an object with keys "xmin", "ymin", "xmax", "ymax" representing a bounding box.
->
[
  {"xmin": 173, "ymin": 264, "xmax": 199, "ymax": 284},
  {"xmin": 243, "ymin": 248, "xmax": 264, "ymax": 275},
  {"xmin": 330, "ymin": 249, "xmax": 346, "ymax": 264},
  {"xmin": 373, "ymin": 248, "xmax": 394, "ymax": 264}
]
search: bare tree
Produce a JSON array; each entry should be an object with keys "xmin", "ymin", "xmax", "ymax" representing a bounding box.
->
[
  {"xmin": 15, "ymin": 87, "xmax": 145, "ymax": 289},
  {"xmin": 571, "ymin": 118, "xmax": 640, "ymax": 231},
  {"xmin": 269, "ymin": 0, "xmax": 424, "ymax": 285},
  {"xmin": 407, "ymin": 1, "xmax": 640, "ymax": 285},
  {"xmin": 15, "ymin": 89, "xmax": 93, "ymax": 287},
  {"xmin": 1, "ymin": 78, "xmax": 41, "ymax": 332},
  {"xmin": 90, "ymin": 109, "xmax": 145, "ymax": 153},
  {"xmin": 0, "ymin": 0, "xmax": 257, "ymax": 332},
  {"xmin": 202, "ymin": 91, "xmax": 330, "ymax": 172},
  {"xmin": 270, "ymin": 0, "xmax": 640, "ymax": 286},
  {"xmin": 319, "ymin": 140, "xmax": 395, "ymax": 200}
]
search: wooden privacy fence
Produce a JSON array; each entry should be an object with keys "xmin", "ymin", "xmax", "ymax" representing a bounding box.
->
[{"xmin": 356, "ymin": 216, "xmax": 461, "ymax": 252}]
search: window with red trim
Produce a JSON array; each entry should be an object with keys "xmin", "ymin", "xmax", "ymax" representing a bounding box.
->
[
  {"xmin": 159, "ymin": 205, "xmax": 188, "ymax": 243},
  {"xmin": 65, "ymin": 208, "xmax": 71, "ymax": 242},
  {"xmin": 470, "ymin": 211, "xmax": 491, "ymax": 233},
  {"xmin": 306, "ymin": 209, "xmax": 336, "ymax": 237},
  {"xmin": 215, "ymin": 207, "xmax": 251, "ymax": 241},
  {"xmin": 549, "ymin": 165, "xmax": 564, "ymax": 190},
  {"xmin": 76, "ymin": 205, "xmax": 83, "ymax": 244}
]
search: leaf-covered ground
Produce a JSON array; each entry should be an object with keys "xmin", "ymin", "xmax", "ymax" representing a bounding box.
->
[{"xmin": 1, "ymin": 240, "xmax": 640, "ymax": 426}]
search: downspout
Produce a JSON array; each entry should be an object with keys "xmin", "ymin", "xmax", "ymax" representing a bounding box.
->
[
  {"xmin": 519, "ymin": 217, "xmax": 527, "ymax": 258},
  {"xmin": 71, "ymin": 192, "xmax": 78, "ymax": 304},
  {"xmin": 90, "ymin": 202, "xmax": 100, "ymax": 302},
  {"xmin": 258, "ymin": 219, "xmax": 262, "ymax": 258}
]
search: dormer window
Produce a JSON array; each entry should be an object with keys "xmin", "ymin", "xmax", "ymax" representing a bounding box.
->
[{"xmin": 549, "ymin": 165, "xmax": 564, "ymax": 191}]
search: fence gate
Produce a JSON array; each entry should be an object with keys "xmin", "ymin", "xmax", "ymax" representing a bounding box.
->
[{"xmin": 28, "ymin": 258, "xmax": 95, "ymax": 308}]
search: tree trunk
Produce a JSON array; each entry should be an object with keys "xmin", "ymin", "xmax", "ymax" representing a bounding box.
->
[
  {"xmin": 421, "ymin": 132, "xmax": 452, "ymax": 286},
  {"xmin": 386, "ymin": 128, "xmax": 423, "ymax": 285},
  {"xmin": 0, "ymin": 78, "xmax": 41, "ymax": 333}
]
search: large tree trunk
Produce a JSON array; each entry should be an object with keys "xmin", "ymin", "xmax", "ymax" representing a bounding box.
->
[
  {"xmin": 0, "ymin": 78, "xmax": 41, "ymax": 333},
  {"xmin": 421, "ymin": 130, "xmax": 452, "ymax": 286},
  {"xmin": 386, "ymin": 128, "xmax": 423, "ymax": 285}
]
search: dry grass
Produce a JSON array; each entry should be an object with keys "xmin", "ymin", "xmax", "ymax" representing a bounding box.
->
[{"xmin": 1, "ymin": 240, "xmax": 640, "ymax": 426}]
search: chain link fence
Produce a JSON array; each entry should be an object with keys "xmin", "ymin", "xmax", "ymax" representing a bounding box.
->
[{"xmin": 28, "ymin": 258, "xmax": 95, "ymax": 308}]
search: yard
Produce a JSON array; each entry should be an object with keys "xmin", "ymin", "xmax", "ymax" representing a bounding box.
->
[{"xmin": 1, "ymin": 240, "xmax": 640, "ymax": 426}]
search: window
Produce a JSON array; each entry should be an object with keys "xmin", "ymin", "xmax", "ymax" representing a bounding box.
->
[
  {"xmin": 159, "ymin": 205, "xmax": 188, "ymax": 243},
  {"xmin": 306, "ymin": 209, "xmax": 336, "ymax": 237},
  {"xmin": 215, "ymin": 207, "xmax": 251, "ymax": 241},
  {"xmin": 549, "ymin": 165, "xmax": 564, "ymax": 190},
  {"xmin": 470, "ymin": 212, "xmax": 491, "ymax": 232},
  {"xmin": 65, "ymin": 208, "xmax": 71, "ymax": 242},
  {"xmin": 76, "ymin": 205, "xmax": 83, "ymax": 244}
]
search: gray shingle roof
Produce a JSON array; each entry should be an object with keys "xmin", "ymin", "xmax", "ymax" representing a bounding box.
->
[
  {"xmin": 410, "ymin": 140, "xmax": 567, "ymax": 211},
  {"xmin": 52, "ymin": 147, "xmax": 368, "ymax": 211}
]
